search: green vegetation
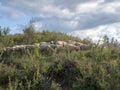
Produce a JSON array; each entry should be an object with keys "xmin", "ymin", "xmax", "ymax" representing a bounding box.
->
[{"xmin": 0, "ymin": 24, "xmax": 120, "ymax": 90}]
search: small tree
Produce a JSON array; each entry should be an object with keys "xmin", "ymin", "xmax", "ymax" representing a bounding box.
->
[
  {"xmin": 23, "ymin": 21, "xmax": 36, "ymax": 44},
  {"xmin": 3, "ymin": 27, "xmax": 10, "ymax": 36},
  {"xmin": 103, "ymin": 35, "xmax": 109, "ymax": 47},
  {"xmin": 23, "ymin": 21, "xmax": 35, "ymax": 35},
  {"xmin": 0, "ymin": 26, "xmax": 2, "ymax": 37},
  {"xmin": 0, "ymin": 26, "xmax": 10, "ymax": 36}
]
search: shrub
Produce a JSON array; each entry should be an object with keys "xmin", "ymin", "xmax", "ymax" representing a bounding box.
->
[{"xmin": 46, "ymin": 59, "xmax": 83, "ymax": 89}]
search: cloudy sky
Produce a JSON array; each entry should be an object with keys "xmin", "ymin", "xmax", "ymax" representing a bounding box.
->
[{"xmin": 0, "ymin": 0, "xmax": 120, "ymax": 42}]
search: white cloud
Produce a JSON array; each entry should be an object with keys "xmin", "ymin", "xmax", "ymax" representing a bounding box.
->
[
  {"xmin": 75, "ymin": 0, "xmax": 105, "ymax": 13},
  {"xmin": 75, "ymin": 0, "xmax": 120, "ymax": 14},
  {"xmin": 69, "ymin": 22, "xmax": 120, "ymax": 42},
  {"xmin": 33, "ymin": 22, "xmax": 43, "ymax": 31},
  {"xmin": 42, "ymin": 5, "xmax": 74, "ymax": 19},
  {"xmin": 102, "ymin": 2, "xmax": 120, "ymax": 13},
  {"xmin": 76, "ymin": 2, "xmax": 99, "ymax": 13},
  {"xmin": 63, "ymin": 20, "xmax": 79, "ymax": 29}
]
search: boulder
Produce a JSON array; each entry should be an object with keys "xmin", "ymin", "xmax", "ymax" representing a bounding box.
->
[
  {"xmin": 40, "ymin": 44, "xmax": 54, "ymax": 52},
  {"xmin": 75, "ymin": 42, "xmax": 84, "ymax": 46},
  {"xmin": 80, "ymin": 44, "xmax": 90, "ymax": 50},
  {"xmin": 4, "ymin": 47, "xmax": 14, "ymax": 51},
  {"xmin": 50, "ymin": 44, "xmax": 57, "ymax": 49},
  {"xmin": 50, "ymin": 41, "xmax": 54, "ymax": 44},
  {"xmin": 26, "ymin": 45, "xmax": 35, "ymax": 49},
  {"xmin": 56, "ymin": 41, "xmax": 67, "ymax": 46},
  {"xmin": 67, "ymin": 40, "xmax": 76, "ymax": 45},
  {"xmin": 12, "ymin": 45, "xmax": 26, "ymax": 52},
  {"xmin": 13, "ymin": 45, "xmax": 26, "ymax": 48},
  {"xmin": 75, "ymin": 42, "xmax": 91, "ymax": 50},
  {"xmin": 33, "ymin": 43, "xmax": 40, "ymax": 47},
  {"xmin": 40, "ymin": 42, "xmax": 48, "ymax": 45},
  {"xmin": 67, "ymin": 44, "xmax": 80, "ymax": 51}
]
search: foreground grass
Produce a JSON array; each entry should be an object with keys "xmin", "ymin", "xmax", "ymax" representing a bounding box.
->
[{"xmin": 0, "ymin": 45, "xmax": 120, "ymax": 90}]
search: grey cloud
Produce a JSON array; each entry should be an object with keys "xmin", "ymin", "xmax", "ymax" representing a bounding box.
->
[
  {"xmin": 104, "ymin": 0, "xmax": 120, "ymax": 2},
  {"xmin": 32, "ymin": 16, "xmax": 71, "ymax": 32},
  {"xmin": 0, "ymin": 0, "xmax": 101, "ymax": 16},
  {"xmin": 75, "ymin": 13, "xmax": 120, "ymax": 30},
  {"xmin": 52, "ymin": 0, "xmax": 93, "ymax": 10},
  {"xmin": 0, "ymin": 4, "xmax": 25, "ymax": 19},
  {"xmin": 32, "ymin": 12, "xmax": 120, "ymax": 32},
  {"xmin": 0, "ymin": 0, "xmax": 120, "ymax": 33}
]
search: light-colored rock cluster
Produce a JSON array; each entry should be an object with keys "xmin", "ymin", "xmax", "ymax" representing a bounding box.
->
[{"xmin": 3, "ymin": 40, "xmax": 91, "ymax": 52}]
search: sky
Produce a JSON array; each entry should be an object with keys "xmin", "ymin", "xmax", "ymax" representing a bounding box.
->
[{"xmin": 0, "ymin": 0, "xmax": 120, "ymax": 42}]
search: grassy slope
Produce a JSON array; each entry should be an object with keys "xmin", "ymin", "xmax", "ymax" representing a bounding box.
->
[{"xmin": 0, "ymin": 31, "xmax": 120, "ymax": 90}]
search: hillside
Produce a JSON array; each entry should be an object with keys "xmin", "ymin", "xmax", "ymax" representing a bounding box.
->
[{"xmin": 0, "ymin": 27, "xmax": 120, "ymax": 90}]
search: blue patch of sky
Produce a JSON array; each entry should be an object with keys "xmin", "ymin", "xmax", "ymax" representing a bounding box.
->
[{"xmin": 0, "ymin": 16, "xmax": 31, "ymax": 34}]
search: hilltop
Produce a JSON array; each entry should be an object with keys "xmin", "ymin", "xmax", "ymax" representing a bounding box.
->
[{"xmin": 0, "ymin": 26, "xmax": 120, "ymax": 90}]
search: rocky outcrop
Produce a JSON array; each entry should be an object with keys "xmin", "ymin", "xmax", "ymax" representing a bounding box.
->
[
  {"xmin": 2, "ymin": 40, "xmax": 91, "ymax": 52},
  {"xmin": 40, "ymin": 44, "xmax": 54, "ymax": 52}
]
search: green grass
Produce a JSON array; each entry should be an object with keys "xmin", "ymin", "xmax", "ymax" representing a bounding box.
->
[
  {"xmin": 0, "ymin": 30, "xmax": 120, "ymax": 90},
  {"xmin": 0, "ymin": 45, "xmax": 120, "ymax": 90}
]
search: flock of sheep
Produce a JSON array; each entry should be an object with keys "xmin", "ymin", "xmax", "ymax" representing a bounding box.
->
[{"xmin": 2, "ymin": 40, "xmax": 91, "ymax": 52}]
